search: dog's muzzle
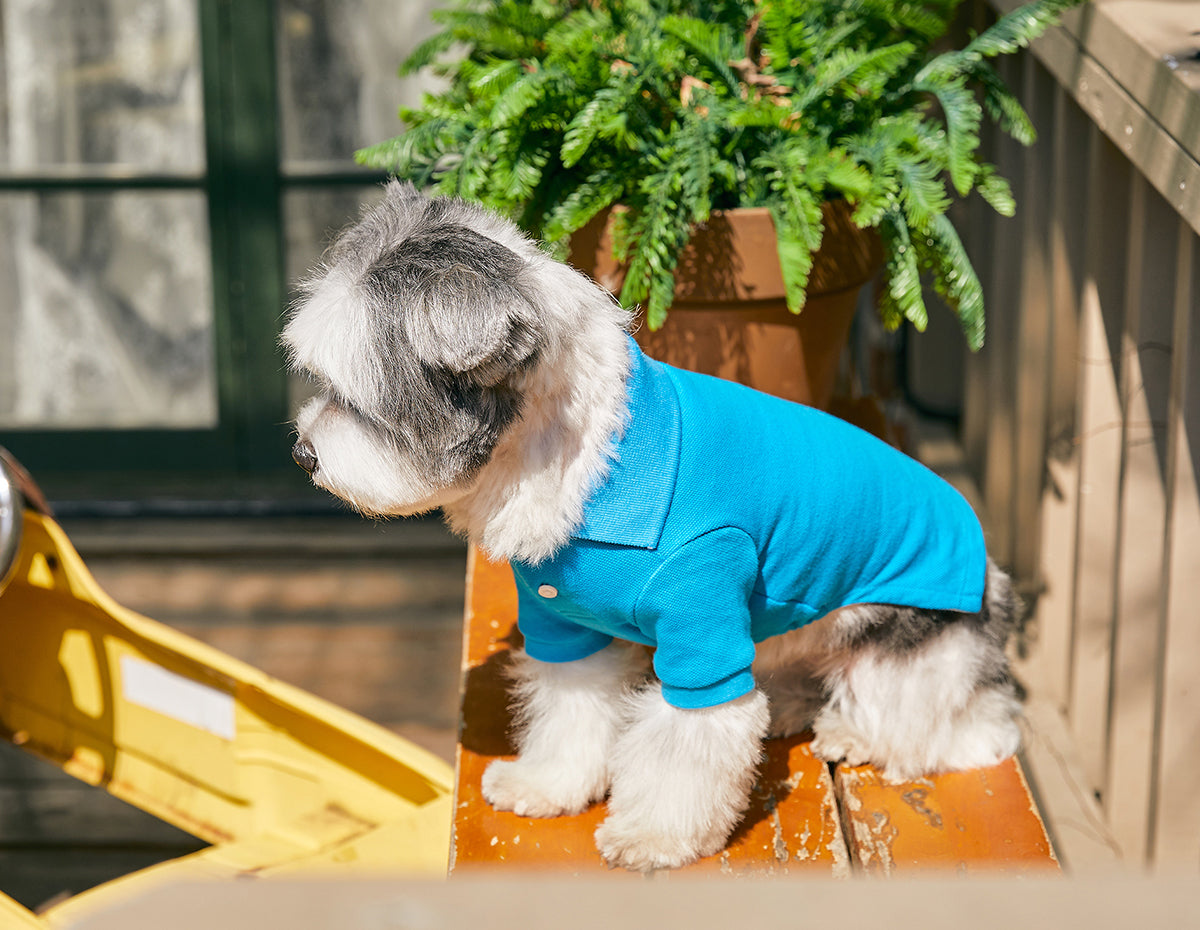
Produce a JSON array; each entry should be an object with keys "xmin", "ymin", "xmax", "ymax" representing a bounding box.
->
[{"xmin": 292, "ymin": 439, "xmax": 319, "ymax": 475}]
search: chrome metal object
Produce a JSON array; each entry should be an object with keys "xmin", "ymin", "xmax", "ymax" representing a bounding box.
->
[{"xmin": 0, "ymin": 448, "xmax": 50, "ymax": 594}]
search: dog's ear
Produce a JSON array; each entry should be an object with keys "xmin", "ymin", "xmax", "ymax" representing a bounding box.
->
[{"xmin": 367, "ymin": 225, "xmax": 541, "ymax": 386}]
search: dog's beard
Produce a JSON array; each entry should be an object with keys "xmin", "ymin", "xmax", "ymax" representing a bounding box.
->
[{"xmin": 293, "ymin": 394, "xmax": 474, "ymax": 517}]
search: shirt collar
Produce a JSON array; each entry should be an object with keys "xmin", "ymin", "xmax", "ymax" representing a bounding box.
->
[{"xmin": 571, "ymin": 337, "xmax": 680, "ymax": 549}]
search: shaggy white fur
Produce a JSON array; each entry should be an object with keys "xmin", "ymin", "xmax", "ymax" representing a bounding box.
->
[
  {"xmin": 441, "ymin": 259, "xmax": 632, "ymax": 565},
  {"xmin": 291, "ymin": 394, "xmax": 463, "ymax": 518},
  {"xmin": 808, "ymin": 622, "xmax": 1021, "ymax": 780},
  {"xmin": 596, "ymin": 685, "xmax": 769, "ymax": 871},
  {"xmin": 482, "ymin": 643, "xmax": 647, "ymax": 817}
]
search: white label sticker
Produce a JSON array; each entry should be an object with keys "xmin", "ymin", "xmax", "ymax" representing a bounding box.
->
[{"xmin": 120, "ymin": 656, "xmax": 236, "ymax": 741}]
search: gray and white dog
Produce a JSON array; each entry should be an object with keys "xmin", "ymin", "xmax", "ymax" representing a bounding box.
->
[{"xmin": 282, "ymin": 181, "xmax": 1022, "ymax": 872}]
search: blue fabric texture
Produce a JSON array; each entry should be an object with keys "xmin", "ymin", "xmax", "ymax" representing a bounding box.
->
[{"xmin": 512, "ymin": 338, "xmax": 987, "ymax": 709}]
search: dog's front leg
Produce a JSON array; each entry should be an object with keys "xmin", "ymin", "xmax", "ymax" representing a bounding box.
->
[
  {"xmin": 482, "ymin": 643, "xmax": 641, "ymax": 817},
  {"xmin": 595, "ymin": 684, "xmax": 769, "ymax": 872}
]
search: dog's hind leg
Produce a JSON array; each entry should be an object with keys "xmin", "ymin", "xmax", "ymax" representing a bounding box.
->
[
  {"xmin": 481, "ymin": 643, "xmax": 645, "ymax": 817},
  {"xmin": 810, "ymin": 625, "xmax": 1022, "ymax": 780},
  {"xmin": 809, "ymin": 562, "xmax": 1023, "ymax": 781},
  {"xmin": 595, "ymin": 684, "xmax": 769, "ymax": 871}
]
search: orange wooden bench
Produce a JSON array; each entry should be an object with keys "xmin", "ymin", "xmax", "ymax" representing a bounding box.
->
[{"xmin": 451, "ymin": 547, "xmax": 1058, "ymax": 877}]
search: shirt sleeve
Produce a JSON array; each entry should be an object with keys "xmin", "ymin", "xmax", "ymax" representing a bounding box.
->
[
  {"xmin": 514, "ymin": 570, "xmax": 614, "ymax": 663},
  {"xmin": 634, "ymin": 527, "xmax": 760, "ymax": 709}
]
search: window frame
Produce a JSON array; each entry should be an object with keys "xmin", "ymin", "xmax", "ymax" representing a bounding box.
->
[{"xmin": 0, "ymin": 1, "xmax": 385, "ymax": 492}]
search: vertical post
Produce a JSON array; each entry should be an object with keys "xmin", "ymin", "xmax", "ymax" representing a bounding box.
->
[
  {"xmin": 1150, "ymin": 226, "xmax": 1200, "ymax": 865},
  {"xmin": 1106, "ymin": 177, "xmax": 1176, "ymax": 862},
  {"xmin": 1068, "ymin": 127, "xmax": 1128, "ymax": 797}
]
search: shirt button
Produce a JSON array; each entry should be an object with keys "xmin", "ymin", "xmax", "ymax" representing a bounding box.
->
[{"xmin": 537, "ymin": 584, "xmax": 558, "ymax": 599}]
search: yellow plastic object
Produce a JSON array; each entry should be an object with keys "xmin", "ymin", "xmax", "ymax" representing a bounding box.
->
[{"xmin": 0, "ymin": 511, "xmax": 453, "ymax": 926}]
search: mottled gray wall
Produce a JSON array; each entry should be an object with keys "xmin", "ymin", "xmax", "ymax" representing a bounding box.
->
[{"xmin": 0, "ymin": 0, "xmax": 210, "ymax": 429}]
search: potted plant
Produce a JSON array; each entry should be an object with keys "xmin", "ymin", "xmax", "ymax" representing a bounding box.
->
[{"xmin": 358, "ymin": 0, "xmax": 1080, "ymax": 405}]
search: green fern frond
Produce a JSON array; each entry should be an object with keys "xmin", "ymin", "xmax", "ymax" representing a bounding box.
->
[
  {"xmin": 771, "ymin": 197, "xmax": 824, "ymax": 314},
  {"xmin": 542, "ymin": 173, "xmax": 626, "ymax": 242},
  {"xmin": 879, "ymin": 210, "xmax": 928, "ymax": 332},
  {"xmin": 824, "ymin": 155, "xmax": 873, "ymax": 202},
  {"xmin": 842, "ymin": 123, "xmax": 903, "ymax": 227},
  {"xmin": 543, "ymin": 6, "xmax": 614, "ymax": 56},
  {"xmin": 924, "ymin": 213, "xmax": 986, "ymax": 350},
  {"xmin": 974, "ymin": 64, "xmax": 1037, "ymax": 145},
  {"xmin": 973, "ymin": 163, "xmax": 1016, "ymax": 217},
  {"xmin": 675, "ymin": 104, "xmax": 721, "ymax": 224},
  {"xmin": 872, "ymin": 1, "xmax": 955, "ymax": 42},
  {"xmin": 794, "ymin": 42, "xmax": 917, "ymax": 112},
  {"xmin": 447, "ymin": 125, "xmax": 496, "ymax": 200},
  {"xmin": 562, "ymin": 81, "xmax": 638, "ymax": 167},
  {"xmin": 963, "ymin": 0, "xmax": 1079, "ymax": 59},
  {"xmin": 920, "ymin": 77, "xmax": 982, "ymax": 195},
  {"xmin": 491, "ymin": 132, "xmax": 550, "ymax": 203},
  {"xmin": 398, "ymin": 28, "xmax": 458, "ymax": 75},
  {"xmin": 489, "ymin": 66, "xmax": 552, "ymax": 127},
  {"xmin": 617, "ymin": 182, "xmax": 689, "ymax": 330},
  {"xmin": 355, "ymin": 124, "xmax": 431, "ymax": 172},
  {"xmin": 467, "ymin": 58, "xmax": 523, "ymax": 94},
  {"xmin": 917, "ymin": 0, "xmax": 1078, "ymax": 83},
  {"xmin": 659, "ymin": 15, "xmax": 742, "ymax": 95},
  {"xmin": 809, "ymin": 20, "xmax": 867, "ymax": 63},
  {"xmin": 895, "ymin": 154, "xmax": 950, "ymax": 232},
  {"xmin": 755, "ymin": 141, "xmax": 826, "ymax": 312},
  {"xmin": 727, "ymin": 97, "xmax": 792, "ymax": 130}
]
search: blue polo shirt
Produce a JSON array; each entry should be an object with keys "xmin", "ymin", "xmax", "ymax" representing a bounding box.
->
[{"xmin": 511, "ymin": 339, "xmax": 986, "ymax": 709}]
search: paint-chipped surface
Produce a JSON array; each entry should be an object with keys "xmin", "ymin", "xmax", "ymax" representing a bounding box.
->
[
  {"xmin": 690, "ymin": 736, "xmax": 848, "ymax": 875},
  {"xmin": 835, "ymin": 758, "xmax": 1060, "ymax": 874}
]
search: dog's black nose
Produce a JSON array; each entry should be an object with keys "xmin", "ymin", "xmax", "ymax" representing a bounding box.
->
[{"xmin": 292, "ymin": 439, "xmax": 318, "ymax": 474}]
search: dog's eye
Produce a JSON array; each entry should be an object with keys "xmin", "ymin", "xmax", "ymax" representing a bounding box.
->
[{"xmin": 328, "ymin": 390, "xmax": 383, "ymax": 430}]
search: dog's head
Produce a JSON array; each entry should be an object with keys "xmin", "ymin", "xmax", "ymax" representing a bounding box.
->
[{"xmin": 281, "ymin": 182, "xmax": 547, "ymax": 516}]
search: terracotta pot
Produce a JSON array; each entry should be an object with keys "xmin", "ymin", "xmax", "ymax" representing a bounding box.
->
[{"xmin": 570, "ymin": 200, "xmax": 882, "ymax": 408}]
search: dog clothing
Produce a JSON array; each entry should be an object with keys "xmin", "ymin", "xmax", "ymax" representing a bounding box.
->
[{"xmin": 511, "ymin": 338, "xmax": 987, "ymax": 709}]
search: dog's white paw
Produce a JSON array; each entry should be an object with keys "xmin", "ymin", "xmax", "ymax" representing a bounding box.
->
[
  {"xmin": 594, "ymin": 812, "xmax": 723, "ymax": 872},
  {"xmin": 810, "ymin": 729, "xmax": 870, "ymax": 768},
  {"xmin": 481, "ymin": 758, "xmax": 603, "ymax": 818},
  {"xmin": 592, "ymin": 687, "xmax": 770, "ymax": 871}
]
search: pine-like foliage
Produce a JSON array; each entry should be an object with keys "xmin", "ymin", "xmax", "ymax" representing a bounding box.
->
[{"xmin": 358, "ymin": 0, "xmax": 1083, "ymax": 346}]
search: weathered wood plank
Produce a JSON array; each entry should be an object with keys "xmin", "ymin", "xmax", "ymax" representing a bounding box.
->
[
  {"xmin": 990, "ymin": 0, "xmax": 1200, "ymax": 237},
  {"xmin": 980, "ymin": 53, "xmax": 1027, "ymax": 569},
  {"xmin": 1153, "ymin": 228, "xmax": 1200, "ymax": 864},
  {"xmin": 1047, "ymin": 85, "xmax": 1088, "ymax": 456},
  {"xmin": 1031, "ymin": 456, "xmax": 1080, "ymax": 709},
  {"xmin": 1106, "ymin": 177, "xmax": 1177, "ymax": 861},
  {"xmin": 835, "ymin": 758, "xmax": 1059, "ymax": 875},
  {"xmin": 1019, "ymin": 698, "xmax": 1124, "ymax": 871},
  {"xmin": 1011, "ymin": 54, "xmax": 1056, "ymax": 588},
  {"xmin": 451, "ymin": 548, "xmax": 848, "ymax": 875},
  {"xmin": 1028, "ymin": 84, "xmax": 1090, "ymax": 711},
  {"xmin": 1068, "ymin": 128, "xmax": 1130, "ymax": 795}
]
